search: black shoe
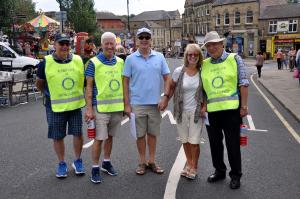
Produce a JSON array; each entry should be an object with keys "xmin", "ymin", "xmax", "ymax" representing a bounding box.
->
[
  {"xmin": 230, "ymin": 178, "xmax": 240, "ymax": 189},
  {"xmin": 207, "ymin": 173, "xmax": 226, "ymax": 183}
]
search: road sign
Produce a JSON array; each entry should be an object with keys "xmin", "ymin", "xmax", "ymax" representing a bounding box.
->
[{"xmin": 55, "ymin": 11, "xmax": 67, "ymax": 22}]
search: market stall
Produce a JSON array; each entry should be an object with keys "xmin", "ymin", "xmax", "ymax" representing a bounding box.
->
[{"xmin": 26, "ymin": 13, "xmax": 59, "ymax": 58}]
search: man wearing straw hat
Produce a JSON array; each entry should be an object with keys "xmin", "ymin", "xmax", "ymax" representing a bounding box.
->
[{"xmin": 201, "ymin": 31, "xmax": 249, "ymax": 189}]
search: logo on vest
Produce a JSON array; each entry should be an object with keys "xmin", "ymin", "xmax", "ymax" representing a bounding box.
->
[
  {"xmin": 62, "ymin": 77, "xmax": 75, "ymax": 90},
  {"xmin": 109, "ymin": 79, "xmax": 120, "ymax": 91},
  {"xmin": 212, "ymin": 76, "xmax": 224, "ymax": 88}
]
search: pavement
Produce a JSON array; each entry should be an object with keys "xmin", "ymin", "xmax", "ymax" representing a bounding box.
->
[{"xmin": 244, "ymin": 58, "xmax": 300, "ymax": 122}]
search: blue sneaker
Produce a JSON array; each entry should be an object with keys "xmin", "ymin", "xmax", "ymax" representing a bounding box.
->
[
  {"xmin": 56, "ymin": 161, "xmax": 68, "ymax": 178},
  {"xmin": 72, "ymin": 158, "xmax": 85, "ymax": 175},
  {"xmin": 90, "ymin": 167, "xmax": 102, "ymax": 184},
  {"xmin": 101, "ymin": 161, "xmax": 118, "ymax": 176}
]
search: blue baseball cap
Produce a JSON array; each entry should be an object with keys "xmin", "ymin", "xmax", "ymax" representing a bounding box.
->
[
  {"xmin": 136, "ymin": 27, "xmax": 152, "ymax": 36},
  {"xmin": 55, "ymin": 33, "xmax": 70, "ymax": 42}
]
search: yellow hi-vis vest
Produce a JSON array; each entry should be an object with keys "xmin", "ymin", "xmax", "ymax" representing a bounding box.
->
[
  {"xmin": 201, "ymin": 53, "xmax": 239, "ymax": 112},
  {"xmin": 91, "ymin": 56, "xmax": 124, "ymax": 113},
  {"xmin": 45, "ymin": 54, "xmax": 86, "ymax": 112}
]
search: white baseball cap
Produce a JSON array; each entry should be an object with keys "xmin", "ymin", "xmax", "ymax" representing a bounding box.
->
[{"xmin": 136, "ymin": 27, "xmax": 152, "ymax": 36}]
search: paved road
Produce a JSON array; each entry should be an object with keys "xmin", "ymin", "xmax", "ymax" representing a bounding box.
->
[{"xmin": 0, "ymin": 58, "xmax": 299, "ymax": 199}]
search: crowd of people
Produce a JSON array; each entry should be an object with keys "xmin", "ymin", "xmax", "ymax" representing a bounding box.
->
[{"xmin": 35, "ymin": 28, "xmax": 249, "ymax": 189}]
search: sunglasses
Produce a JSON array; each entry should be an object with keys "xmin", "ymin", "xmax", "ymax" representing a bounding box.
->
[
  {"xmin": 188, "ymin": 53, "xmax": 199, "ymax": 57},
  {"xmin": 59, "ymin": 42, "xmax": 70, "ymax": 46},
  {"xmin": 138, "ymin": 35, "xmax": 151, "ymax": 40}
]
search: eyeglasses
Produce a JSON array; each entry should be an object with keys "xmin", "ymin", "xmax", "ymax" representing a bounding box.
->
[
  {"xmin": 188, "ymin": 53, "xmax": 199, "ymax": 57},
  {"xmin": 59, "ymin": 42, "xmax": 70, "ymax": 46},
  {"xmin": 138, "ymin": 36, "xmax": 151, "ymax": 40}
]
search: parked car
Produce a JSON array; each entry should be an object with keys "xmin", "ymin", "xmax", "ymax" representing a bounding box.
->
[{"xmin": 0, "ymin": 42, "xmax": 40, "ymax": 72}]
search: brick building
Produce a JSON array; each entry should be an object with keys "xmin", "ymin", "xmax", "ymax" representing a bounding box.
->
[{"xmin": 96, "ymin": 12, "xmax": 126, "ymax": 35}]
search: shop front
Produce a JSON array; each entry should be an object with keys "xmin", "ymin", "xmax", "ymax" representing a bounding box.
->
[
  {"xmin": 271, "ymin": 33, "xmax": 300, "ymax": 57},
  {"xmin": 225, "ymin": 29, "xmax": 258, "ymax": 57}
]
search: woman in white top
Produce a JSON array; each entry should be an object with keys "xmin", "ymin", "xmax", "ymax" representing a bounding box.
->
[{"xmin": 168, "ymin": 44, "xmax": 205, "ymax": 179}]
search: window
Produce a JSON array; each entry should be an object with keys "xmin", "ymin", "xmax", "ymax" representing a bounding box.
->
[
  {"xmin": 206, "ymin": 9, "xmax": 210, "ymax": 15},
  {"xmin": 189, "ymin": 24, "xmax": 193, "ymax": 34},
  {"xmin": 234, "ymin": 12, "xmax": 240, "ymax": 24},
  {"xmin": 224, "ymin": 12, "xmax": 229, "ymax": 25},
  {"xmin": 216, "ymin": 14, "xmax": 221, "ymax": 26},
  {"xmin": 289, "ymin": 20, "xmax": 298, "ymax": 32},
  {"xmin": 202, "ymin": 9, "xmax": 205, "ymax": 16},
  {"xmin": 246, "ymin": 10, "xmax": 253, "ymax": 24},
  {"xmin": 269, "ymin": 20, "xmax": 277, "ymax": 33}
]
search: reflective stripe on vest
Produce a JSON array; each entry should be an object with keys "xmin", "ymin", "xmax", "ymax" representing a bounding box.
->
[
  {"xmin": 97, "ymin": 99, "xmax": 123, "ymax": 105},
  {"xmin": 207, "ymin": 95, "xmax": 239, "ymax": 104},
  {"xmin": 51, "ymin": 95, "xmax": 85, "ymax": 104},
  {"xmin": 91, "ymin": 56, "xmax": 124, "ymax": 113},
  {"xmin": 201, "ymin": 53, "xmax": 239, "ymax": 112},
  {"xmin": 45, "ymin": 54, "xmax": 86, "ymax": 112}
]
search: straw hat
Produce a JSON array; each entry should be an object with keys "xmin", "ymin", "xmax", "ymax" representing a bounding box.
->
[{"xmin": 201, "ymin": 31, "xmax": 225, "ymax": 48}]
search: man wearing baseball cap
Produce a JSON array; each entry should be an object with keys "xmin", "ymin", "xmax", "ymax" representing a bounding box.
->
[
  {"xmin": 123, "ymin": 27, "xmax": 171, "ymax": 175},
  {"xmin": 201, "ymin": 31, "xmax": 249, "ymax": 189},
  {"xmin": 36, "ymin": 33, "xmax": 86, "ymax": 178}
]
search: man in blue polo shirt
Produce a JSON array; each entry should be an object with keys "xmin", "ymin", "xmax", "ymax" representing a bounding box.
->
[{"xmin": 123, "ymin": 27, "xmax": 171, "ymax": 175}]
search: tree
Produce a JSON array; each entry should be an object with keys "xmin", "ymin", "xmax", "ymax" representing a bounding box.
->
[
  {"xmin": 56, "ymin": 0, "xmax": 72, "ymax": 11},
  {"xmin": 14, "ymin": 0, "xmax": 36, "ymax": 24},
  {"xmin": 68, "ymin": 0, "xmax": 97, "ymax": 33},
  {"xmin": 56, "ymin": 0, "xmax": 97, "ymax": 34},
  {"xmin": 0, "ymin": 0, "xmax": 35, "ymax": 29}
]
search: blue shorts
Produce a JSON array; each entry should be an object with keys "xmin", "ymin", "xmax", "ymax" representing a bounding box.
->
[{"xmin": 46, "ymin": 107, "xmax": 83, "ymax": 140}]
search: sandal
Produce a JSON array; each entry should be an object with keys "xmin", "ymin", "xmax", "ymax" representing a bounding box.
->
[
  {"xmin": 186, "ymin": 168, "xmax": 197, "ymax": 180},
  {"xmin": 136, "ymin": 163, "xmax": 147, "ymax": 175},
  {"xmin": 180, "ymin": 163, "xmax": 191, "ymax": 177},
  {"xmin": 147, "ymin": 162, "xmax": 164, "ymax": 174}
]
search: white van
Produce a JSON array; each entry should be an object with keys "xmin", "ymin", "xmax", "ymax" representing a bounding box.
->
[{"xmin": 0, "ymin": 42, "xmax": 40, "ymax": 71}]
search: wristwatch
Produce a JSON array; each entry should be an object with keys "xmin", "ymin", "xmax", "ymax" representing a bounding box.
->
[{"xmin": 163, "ymin": 94, "xmax": 170, "ymax": 99}]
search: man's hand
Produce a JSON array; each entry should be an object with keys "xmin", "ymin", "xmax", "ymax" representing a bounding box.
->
[
  {"xmin": 240, "ymin": 107, "xmax": 248, "ymax": 117},
  {"xmin": 124, "ymin": 104, "xmax": 132, "ymax": 118},
  {"xmin": 200, "ymin": 106, "xmax": 206, "ymax": 118},
  {"xmin": 158, "ymin": 96, "xmax": 168, "ymax": 111},
  {"xmin": 85, "ymin": 107, "xmax": 95, "ymax": 122}
]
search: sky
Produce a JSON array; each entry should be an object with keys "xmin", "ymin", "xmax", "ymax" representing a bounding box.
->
[{"xmin": 33, "ymin": 0, "xmax": 185, "ymax": 15}]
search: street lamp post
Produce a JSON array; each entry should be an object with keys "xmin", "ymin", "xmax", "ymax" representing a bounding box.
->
[{"xmin": 127, "ymin": 0, "xmax": 130, "ymax": 33}]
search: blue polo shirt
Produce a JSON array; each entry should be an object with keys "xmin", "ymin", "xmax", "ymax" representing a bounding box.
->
[{"xmin": 123, "ymin": 50, "xmax": 170, "ymax": 105}]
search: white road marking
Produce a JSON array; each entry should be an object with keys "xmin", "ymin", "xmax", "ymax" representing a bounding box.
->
[
  {"xmin": 247, "ymin": 115, "xmax": 256, "ymax": 130},
  {"xmin": 251, "ymin": 75, "xmax": 300, "ymax": 144},
  {"xmin": 247, "ymin": 129, "xmax": 268, "ymax": 132},
  {"xmin": 121, "ymin": 117, "xmax": 129, "ymax": 125},
  {"xmin": 163, "ymin": 146, "xmax": 186, "ymax": 199},
  {"xmin": 161, "ymin": 110, "xmax": 177, "ymax": 124},
  {"xmin": 83, "ymin": 140, "xmax": 94, "ymax": 148}
]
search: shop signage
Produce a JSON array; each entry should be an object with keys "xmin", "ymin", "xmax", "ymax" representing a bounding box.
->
[
  {"xmin": 278, "ymin": 34, "xmax": 300, "ymax": 39},
  {"xmin": 274, "ymin": 40, "xmax": 294, "ymax": 43},
  {"xmin": 277, "ymin": 21, "xmax": 289, "ymax": 32}
]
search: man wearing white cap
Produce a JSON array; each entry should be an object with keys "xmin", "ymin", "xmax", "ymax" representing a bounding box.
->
[
  {"xmin": 123, "ymin": 27, "xmax": 170, "ymax": 175},
  {"xmin": 201, "ymin": 31, "xmax": 249, "ymax": 189}
]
